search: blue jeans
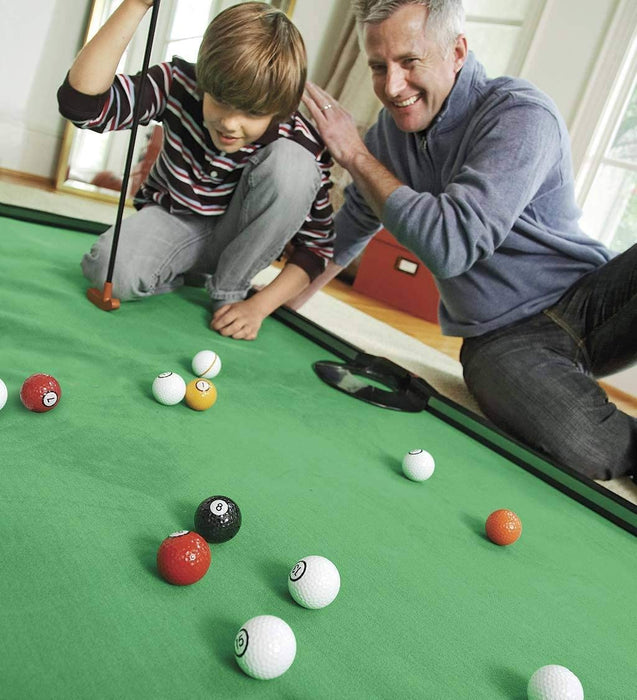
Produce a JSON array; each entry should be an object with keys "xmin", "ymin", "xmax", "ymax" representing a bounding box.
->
[
  {"xmin": 82, "ymin": 139, "xmax": 322, "ymax": 309},
  {"xmin": 460, "ymin": 244, "xmax": 637, "ymax": 480}
]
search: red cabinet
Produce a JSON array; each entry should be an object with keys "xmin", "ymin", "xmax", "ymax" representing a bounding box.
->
[{"xmin": 353, "ymin": 228, "xmax": 440, "ymax": 323}]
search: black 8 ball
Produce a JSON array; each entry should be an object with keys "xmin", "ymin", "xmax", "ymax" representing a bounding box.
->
[{"xmin": 194, "ymin": 495, "xmax": 241, "ymax": 543}]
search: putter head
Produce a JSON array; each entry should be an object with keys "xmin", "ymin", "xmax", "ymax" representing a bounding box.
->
[{"xmin": 87, "ymin": 282, "xmax": 120, "ymax": 311}]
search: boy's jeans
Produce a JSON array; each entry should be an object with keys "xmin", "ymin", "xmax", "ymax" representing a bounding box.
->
[
  {"xmin": 461, "ymin": 244, "xmax": 637, "ymax": 481},
  {"xmin": 81, "ymin": 139, "xmax": 322, "ymax": 309}
]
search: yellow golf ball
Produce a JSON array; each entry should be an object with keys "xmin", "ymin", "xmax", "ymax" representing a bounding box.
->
[{"xmin": 185, "ymin": 378, "xmax": 217, "ymax": 411}]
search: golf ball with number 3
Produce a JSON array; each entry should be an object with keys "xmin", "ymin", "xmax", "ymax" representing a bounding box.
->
[
  {"xmin": 234, "ymin": 615, "xmax": 296, "ymax": 680},
  {"xmin": 527, "ymin": 665, "xmax": 584, "ymax": 700},
  {"xmin": 288, "ymin": 555, "xmax": 340, "ymax": 609},
  {"xmin": 402, "ymin": 449, "xmax": 435, "ymax": 481}
]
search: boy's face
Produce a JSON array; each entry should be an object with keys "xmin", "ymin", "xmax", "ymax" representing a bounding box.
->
[{"xmin": 202, "ymin": 94, "xmax": 275, "ymax": 153}]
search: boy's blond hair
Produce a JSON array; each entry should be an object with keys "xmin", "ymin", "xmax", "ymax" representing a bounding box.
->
[{"xmin": 196, "ymin": 2, "xmax": 306, "ymax": 119}]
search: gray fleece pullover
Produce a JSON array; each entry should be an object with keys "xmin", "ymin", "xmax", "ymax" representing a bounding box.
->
[{"xmin": 333, "ymin": 52, "xmax": 612, "ymax": 337}]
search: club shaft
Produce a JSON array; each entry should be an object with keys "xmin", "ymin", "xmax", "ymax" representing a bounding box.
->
[{"xmin": 105, "ymin": 0, "xmax": 162, "ymax": 284}]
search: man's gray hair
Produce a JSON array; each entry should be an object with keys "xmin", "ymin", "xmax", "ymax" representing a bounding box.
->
[{"xmin": 353, "ymin": 1, "xmax": 465, "ymax": 52}]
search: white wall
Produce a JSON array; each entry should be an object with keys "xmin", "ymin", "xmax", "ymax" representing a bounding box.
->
[{"xmin": 0, "ymin": 0, "xmax": 90, "ymax": 177}]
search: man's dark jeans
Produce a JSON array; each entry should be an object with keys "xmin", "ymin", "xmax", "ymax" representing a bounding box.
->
[{"xmin": 461, "ymin": 244, "xmax": 637, "ymax": 480}]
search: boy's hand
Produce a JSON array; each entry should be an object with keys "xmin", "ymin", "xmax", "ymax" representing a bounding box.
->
[{"xmin": 209, "ymin": 298, "xmax": 267, "ymax": 340}]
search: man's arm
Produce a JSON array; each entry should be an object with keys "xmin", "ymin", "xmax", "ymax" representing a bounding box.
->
[
  {"xmin": 210, "ymin": 263, "xmax": 311, "ymax": 340},
  {"xmin": 305, "ymin": 82, "xmax": 566, "ymax": 280},
  {"xmin": 68, "ymin": 0, "xmax": 153, "ymax": 94}
]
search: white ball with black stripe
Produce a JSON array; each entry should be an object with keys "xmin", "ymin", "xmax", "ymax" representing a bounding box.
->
[{"xmin": 402, "ymin": 449, "xmax": 435, "ymax": 481}]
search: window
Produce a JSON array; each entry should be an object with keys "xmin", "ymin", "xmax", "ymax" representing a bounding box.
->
[
  {"xmin": 463, "ymin": 0, "xmax": 544, "ymax": 77},
  {"xmin": 159, "ymin": 0, "xmax": 294, "ymax": 63},
  {"xmin": 577, "ymin": 34, "xmax": 637, "ymax": 253}
]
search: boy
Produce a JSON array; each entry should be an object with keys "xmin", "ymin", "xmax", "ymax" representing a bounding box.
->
[{"xmin": 57, "ymin": 0, "xmax": 334, "ymax": 340}]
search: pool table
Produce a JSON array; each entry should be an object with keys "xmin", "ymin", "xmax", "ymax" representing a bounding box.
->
[{"xmin": 0, "ymin": 204, "xmax": 635, "ymax": 699}]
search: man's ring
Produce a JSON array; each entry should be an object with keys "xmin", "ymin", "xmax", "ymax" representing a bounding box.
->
[{"xmin": 321, "ymin": 104, "xmax": 333, "ymax": 111}]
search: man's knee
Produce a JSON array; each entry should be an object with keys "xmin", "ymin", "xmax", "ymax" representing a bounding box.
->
[
  {"xmin": 464, "ymin": 357, "xmax": 636, "ymax": 480},
  {"xmin": 478, "ymin": 393, "xmax": 635, "ymax": 481},
  {"xmin": 547, "ymin": 407, "xmax": 637, "ymax": 481}
]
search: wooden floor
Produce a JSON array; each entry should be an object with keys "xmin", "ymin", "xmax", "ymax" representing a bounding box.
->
[
  {"xmin": 2, "ymin": 168, "xmax": 635, "ymax": 416},
  {"xmin": 322, "ymin": 275, "xmax": 462, "ymax": 361}
]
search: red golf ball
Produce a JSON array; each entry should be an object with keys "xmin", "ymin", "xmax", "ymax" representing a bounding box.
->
[
  {"xmin": 20, "ymin": 373, "xmax": 62, "ymax": 413},
  {"xmin": 157, "ymin": 530, "xmax": 211, "ymax": 585}
]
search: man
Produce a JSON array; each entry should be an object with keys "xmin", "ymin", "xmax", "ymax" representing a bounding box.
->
[{"xmin": 300, "ymin": 0, "xmax": 637, "ymax": 480}]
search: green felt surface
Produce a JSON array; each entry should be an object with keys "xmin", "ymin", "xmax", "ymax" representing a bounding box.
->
[{"xmin": 0, "ymin": 214, "xmax": 635, "ymax": 699}]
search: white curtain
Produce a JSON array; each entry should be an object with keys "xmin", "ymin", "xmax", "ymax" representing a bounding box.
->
[{"xmin": 319, "ymin": 10, "xmax": 381, "ymax": 212}]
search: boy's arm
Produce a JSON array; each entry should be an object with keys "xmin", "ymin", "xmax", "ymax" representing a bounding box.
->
[
  {"xmin": 68, "ymin": 0, "xmax": 153, "ymax": 94},
  {"xmin": 285, "ymin": 261, "xmax": 343, "ymax": 310},
  {"xmin": 210, "ymin": 264, "xmax": 311, "ymax": 341}
]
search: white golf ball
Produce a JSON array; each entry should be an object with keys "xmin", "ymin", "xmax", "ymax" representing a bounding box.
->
[
  {"xmin": 402, "ymin": 449, "xmax": 435, "ymax": 481},
  {"xmin": 151, "ymin": 372, "xmax": 186, "ymax": 406},
  {"xmin": 234, "ymin": 615, "xmax": 296, "ymax": 680},
  {"xmin": 527, "ymin": 665, "xmax": 584, "ymax": 700},
  {"xmin": 0, "ymin": 378, "xmax": 7, "ymax": 411},
  {"xmin": 192, "ymin": 350, "xmax": 222, "ymax": 379},
  {"xmin": 288, "ymin": 555, "xmax": 340, "ymax": 609}
]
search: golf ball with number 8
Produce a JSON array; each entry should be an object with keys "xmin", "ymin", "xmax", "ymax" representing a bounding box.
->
[{"xmin": 194, "ymin": 495, "xmax": 241, "ymax": 543}]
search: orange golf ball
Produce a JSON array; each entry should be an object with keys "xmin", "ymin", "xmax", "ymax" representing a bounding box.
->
[
  {"xmin": 185, "ymin": 378, "xmax": 217, "ymax": 411},
  {"xmin": 485, "ymin": 509, "xmax": 522, "ymax": 545}
]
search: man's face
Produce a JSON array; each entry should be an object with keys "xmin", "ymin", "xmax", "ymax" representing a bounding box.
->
[
  {"xmin": 364, "ymin": 4, "xmax": 467, "ymax": 133},
  {"xmin": 202, "ymin": 94, "xmax": 275, "ymax": 153}
]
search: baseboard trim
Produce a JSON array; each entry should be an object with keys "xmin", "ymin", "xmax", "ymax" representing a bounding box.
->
[
  {"xmin": 0, "ymin": 168, "xmax": 55, "ymax": 190},
  {"xmin": 601, "ymin": 381, "xmax": 637, "ymax": 413}
]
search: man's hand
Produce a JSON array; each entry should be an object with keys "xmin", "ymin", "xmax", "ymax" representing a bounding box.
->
[
  {"xmin": 303, "ymin": 82, "xmax": 403, "ymax": 221},
  {"xmin": 302, "ymin": 82, "xmax": 368, "ymax": 169},
  {"xmin": 210, "ymin": 297, "xmax": 267, "ymax": 340}
]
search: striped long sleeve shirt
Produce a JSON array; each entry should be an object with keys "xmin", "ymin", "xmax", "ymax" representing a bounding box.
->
[{"xmin": 57, "ymin": 57, "xmax": 334, "ymax": 279}]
